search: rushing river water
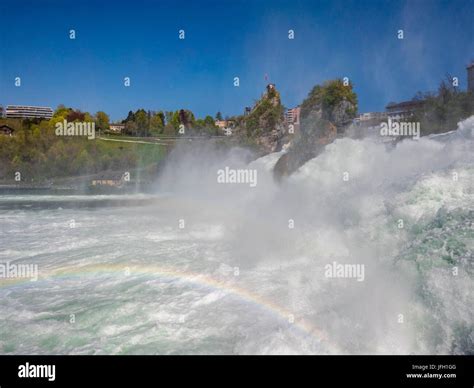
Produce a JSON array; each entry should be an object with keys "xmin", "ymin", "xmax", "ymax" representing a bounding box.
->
[{"xmin": 1, "ymin": 118, "xmax": 473, "ymax": 355}]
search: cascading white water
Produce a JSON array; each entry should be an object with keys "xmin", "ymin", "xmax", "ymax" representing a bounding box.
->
[{"xmin": 0, "ymin": 117, "xmax": 472, "ymax": 354}]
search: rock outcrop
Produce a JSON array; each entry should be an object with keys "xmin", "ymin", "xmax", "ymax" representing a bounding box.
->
[
  {"xmin": 234, "ymin": 84, "xmax": 287, "ymax": 155},
  {"xmin": 274, "ymin": 79, "xmax": 357, "ymax": 180}
]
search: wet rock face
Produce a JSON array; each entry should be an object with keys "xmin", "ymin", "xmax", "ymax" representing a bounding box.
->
[
  {"xmin": 255, "ymin": 128, "xmax": 283, "ymax": 153},
  {"xmin": 273, "ymin": 86, "xmax": 356, "ymax": 180},
  {"xmin": 234, "ymin": 80, "xmax": 356, "ymax": 177},
  {"xmin": 273, "ymin": 119, "xmax": 336, "ymax": 180},
  {"xmin": 238, "ymin": 85, "xmax": 287, "ymax": 155},
  {"xmin": 330, "ymin": 99, "xmax": 357, "ymax": 129}
]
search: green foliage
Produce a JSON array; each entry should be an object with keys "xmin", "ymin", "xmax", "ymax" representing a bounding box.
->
[
  {"xmin": 165, "ymin": 111, "xmax": 174, "ymax": 125},
  {"xmin": 0, "ymin": 106, "xmax": 166, "ymax": 183},
  {"xmin": 95, "ymin": 111, "xmax": 110, "ymax": 130},
  {"xmin": 194, "ymin": 115, "xmax": 218, "ymax": 135},
  {"xmin": 300, "ymin": 79, "xmax": 358, "ymax": 122},
  {"xmin": 66, "ymin": 110, "xmax": 86, "ymax": 122},
  {"xmin": 123, "ymin": 110, "xmax": 135, "ymax": 123},
  {"xmin": 121, "ymin": 109, "xmax": 168, "ymax": 136},
  {"xmin": 244, "ymin": 88, "xmax": 284, "ymax": 137},
  {"xmin": 125, "ymin": 121, "xmax": 138, "ymax": 136},
  {"xmin": 157, "ymin": 111, "xmax": 165, "ymax": 127},
  {"xmin": 134, "ymin": 109, "xmax": 148, "ymax": 135},
  {"xmin": 53, "ymin": 104, "xmax": 71, "ymax": 119},
  {"xmin": 165, "ymin": 109, "xmax": 201, "ymax": 134},
  {"xmin": 412, "ymin": 78, "xmax": 474, "ymax": 135},
  {"xmin": 116, "ymin": 107, "xmax": 217, "ymax": 137},
  {"xmin": 170, "ymin": 110, "xmax": 181, "ymax": 130},
  {"xmin": 149, "ymin": 112, "xmax": 164, "ymax": 135}
]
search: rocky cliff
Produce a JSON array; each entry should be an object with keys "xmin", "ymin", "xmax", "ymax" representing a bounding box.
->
[
  {"xmin": 274, "ymin": 79, "xmax": 357, "ymax": 179},
  {"xmin": 233, "ymin": 84, "xmax": 287, "ymax": 154}
]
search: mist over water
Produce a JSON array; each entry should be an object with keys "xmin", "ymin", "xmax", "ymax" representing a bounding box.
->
[{"xmin": 0, "ymin": 118, "xmax": 473, "ymax": 355}]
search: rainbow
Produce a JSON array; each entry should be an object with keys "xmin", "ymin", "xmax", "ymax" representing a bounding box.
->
[{"xmin": 0, "ymin": 263, "xmax": 339, "ymax": 353}]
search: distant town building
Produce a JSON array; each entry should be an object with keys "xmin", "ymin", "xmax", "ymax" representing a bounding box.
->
[
  {"xmin": 5, "ymin": 105, "xmax": 53, "ymax": 120},
  {"xmin": 385, "ymin": 100, "xmax": 424, "ymax": 121},
  {"xmin": 285, "ymin": 106, "xmax": 301, "ymax": 125},
  {"xmin": 214, "ymin": 120, "xmax": 227, "ymax": 129},
  {"xmin": 0, "ymin": 124, "xmax": 15, "ymax": 136},
  {"xmin": 215, "ymin": 120, "xmax": 234, "ymax": 129},
  {"xmin": 354, "ymin": 111, "xmax": 388, "ymax": 126},
  {"xmin": 357, "ymin": 112, "xmax": 388, "ymax": 121},
  {"xmin": 109, "ymin": 124, "xmax": 125, "ymax": 133},
  {"xmin": 467, "ymin": 61, "xmax": 474, "ymax": 93}
]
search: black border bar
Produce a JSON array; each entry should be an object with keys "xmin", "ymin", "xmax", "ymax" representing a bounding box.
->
[{"xmin": 0, "ymin": 355, "xmax": 472, "ymax": 387}]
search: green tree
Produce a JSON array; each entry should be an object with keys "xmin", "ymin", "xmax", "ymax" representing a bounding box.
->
[
  {"xmin": 157, "ymin": 111, "xmax": 165, "ymax": 127},
  {"xmin": 244, "ymin": 87, "xmax": 284, "ymax": 137},
  {"xmin": 125, "ymin": 120, "xmax": 138, "ymax": 136},
  {"xmin": 53, "ymin": 104, "xmax": 72, "ymax": 120},
  {"xmin": 203, "ymin": 115, "xmax": 218, "ymax": 135},
  {"xmin": 95, "ymin": 111, "xmax": 110, "ymax": 130},
  {"xmin": 178, "ymin": 109, "xmax": 195, "ymax": 129},
  {"xmin": 170, "ymin": 111, "xmax": 181, "ymax": 130},
  {"xmin": 150, "ymin": 112, "xmax": 164, "ymax": 135},
  {"xmin": 165, "ymin": 111, "xmax": 174, "ymax": 125},
  {"xmin": 163, "ymin": 123, "xmax": 176, "ymax": 135},
  {"xmin": 412, "ymin": 76, "xmax": 474, "ymax": 135},
  {"xmin": 300, "ymin": 79, "xmax": 357, "ymax": 123},
  {"xmin": 204, "ymin": 115, "xmax": 215, "ymax": 127},
  {"xmin": 135, "ymin": 109, "xmax": 148, "ymax": 135},
  {"xmin": 66, "ymin": 110, "xmax": 85, "ymax": 122},
  {"xmin": 123, "ymin": 110, "xmax": 135, "ymax": 123}
]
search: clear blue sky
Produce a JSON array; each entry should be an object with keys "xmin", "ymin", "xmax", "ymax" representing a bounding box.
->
[{"xmin": 1, "ymin": 0, "xmax": 473, "ymax": 121}]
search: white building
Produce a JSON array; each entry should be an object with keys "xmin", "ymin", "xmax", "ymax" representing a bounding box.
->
[
  {"xmin": 285, "ymin": 106, "xmax": 300, "ymax": 125},
  {"xmin": 5, "ymin": 105, "xmax": 53, "ymax": 120},
  {"xmin": 385, "ymin": 100, "xmax": 424, "ymax": 121},
  {"xmin": 109, "ymin": 124, "xmax": 125, "ymax": 133},
  {"xmin": 355, "ymin": 112, "xmax": 388, "ymax": 123}
]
